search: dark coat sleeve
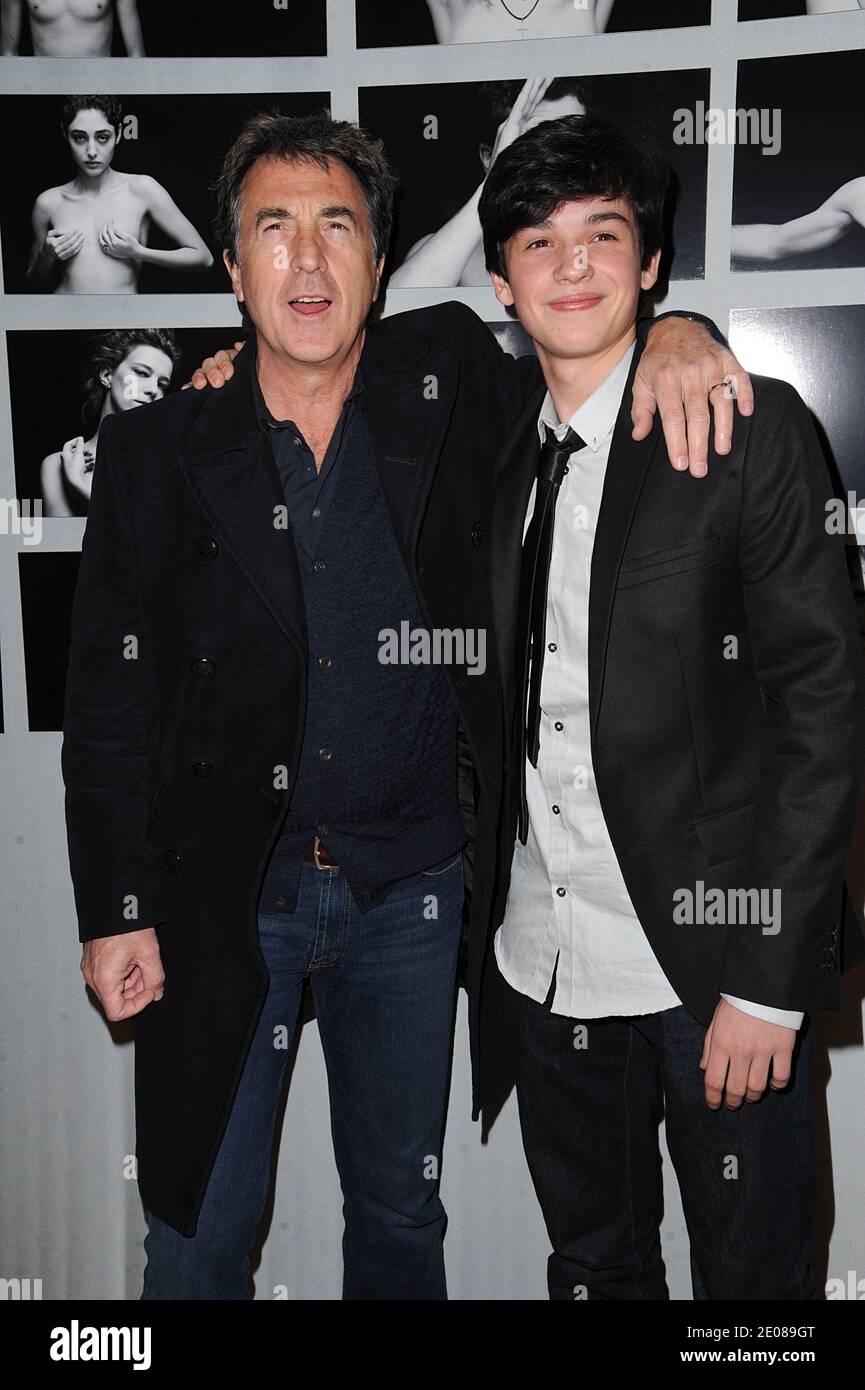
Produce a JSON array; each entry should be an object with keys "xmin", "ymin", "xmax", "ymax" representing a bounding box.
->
[
  {"xmin": 718, "ymin": 378, "xmax": 865, "ymax": 1007},
  {"xmin": 61, "ymin": 414, "xmax": 167, "ymax": 943}
]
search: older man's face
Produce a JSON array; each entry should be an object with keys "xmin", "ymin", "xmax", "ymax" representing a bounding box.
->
[{"xmin": 224, "ymin": 154, "xmax": 383, "ymax": 370}]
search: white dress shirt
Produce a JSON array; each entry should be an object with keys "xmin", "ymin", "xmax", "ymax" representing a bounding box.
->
[{"xmin": 494, "ymin": 339, "xmax": 803, "ymax": 1030}]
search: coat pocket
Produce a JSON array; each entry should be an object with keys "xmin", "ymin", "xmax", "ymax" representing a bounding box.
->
[
  {"xmin": 692, "ymin": 798, "xmax": 756, "ymax": 866},
  {"xmin": 618, "ymin": 534, "xmax": 722, "ymax": 589}
]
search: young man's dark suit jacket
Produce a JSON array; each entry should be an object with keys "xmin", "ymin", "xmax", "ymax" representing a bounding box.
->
[
  {"xmin": 61, "ymin": 301, "xmax": 545, "ymax": 1236},
  {"xmin": 486, "ymin": 335, "xmax": 865, "ymax": 1064}
]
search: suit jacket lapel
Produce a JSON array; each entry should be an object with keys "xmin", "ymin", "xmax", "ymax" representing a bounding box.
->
[
  {"xmin": 490, "ymin": 383, "xmax": 546, "ymax": 721},
  {"xmin": 489, "ymin": 339, "xmax": 664, "ymax": 749},
  {"xmin": 588, "ymin": 340, "xmax": 662, "ymax": 743}
]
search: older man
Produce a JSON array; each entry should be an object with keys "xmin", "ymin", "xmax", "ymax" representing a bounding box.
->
[{"xmin": 63, "ymin": 108, "xmax": 751, "ymax": 1300}]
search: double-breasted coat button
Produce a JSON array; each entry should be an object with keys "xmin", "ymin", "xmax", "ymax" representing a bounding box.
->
[
  {"xmin": 319, "ymin": 747, "xmax": 332, "ymax": 761},
  {"xmin": 471, "ymin": 523, "xmax": 484, "ymax": 547},
  {"xmin": 314, "ymin": 559, "xmax": 326, "ymax": 575},
  {"xmin": 194, "ymin": 536, "xmax": 219, "ymax": 561},
  {"xmin": 191, "ymin": 657, "xmax": 215, "ymax": 677},
  {"xmin": 164, "ymin": 850, "xmax": 182, "ymax": 873},
  {"xmin": 190, "ymin": 761, "xmax": 214, "ymax": 778}
]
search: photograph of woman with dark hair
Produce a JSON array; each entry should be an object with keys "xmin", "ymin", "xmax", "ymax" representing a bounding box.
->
[
  {"xmin": 40, "ymin": 328, "xmax": 180, "ymax": 516},
  {"xmin": 26, "ymin": 95, "xmax": 214, "ymax": 294}
]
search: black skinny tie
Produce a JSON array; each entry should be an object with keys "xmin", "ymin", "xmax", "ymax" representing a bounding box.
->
[{"xmin": 516, "ymin": 423, "xmax": 585, "ymax": 844}]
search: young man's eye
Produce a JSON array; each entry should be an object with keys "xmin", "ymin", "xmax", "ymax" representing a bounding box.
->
[
  {"xmin": 527, "ymin": 238, "xmax": 550, "ymax": 250},
  {"xmin": 593, "ymin": 232, "xmax": 616, "ymax": 242}
]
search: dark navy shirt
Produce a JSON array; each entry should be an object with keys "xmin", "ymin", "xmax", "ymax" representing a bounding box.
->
[{"xmin": 251, "ymin": 363, "xmax": 364, "ymax": 558}]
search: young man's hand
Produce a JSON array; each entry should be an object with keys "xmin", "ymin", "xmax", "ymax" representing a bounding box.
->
[
  {"xmin": 182, "ymin": 341, "xmax": 246, "ymax": 391},
  {"xmin": 81, "ymin": 927, "xmax": 165, "ymax": 1022},
  {"xmin": 700, "ymin": 997, "xmax": 796, "ymax": 1110},
  {"xmin": 633, "ymin": 319, "xmax": 755, "ymax": 478}
]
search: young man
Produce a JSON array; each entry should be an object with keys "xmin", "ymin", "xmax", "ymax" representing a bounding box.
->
[
  {"xmin": 0, "ymin": 0, "xmax": 145, "ymax": 56},
  {"xmin": 477, "ymin": 113, "xmax": 865, "ymax": 1299},
  {"xmin": 27, "ymin": 96, "xmax": 213, "ymax": 294},
  {"xmin": 63, "ymin": 107, "xmax": 751, "ymax": 1300}
]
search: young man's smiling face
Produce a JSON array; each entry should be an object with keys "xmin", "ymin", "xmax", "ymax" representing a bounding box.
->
[{"xmin": 490, "ymin": 195, "xmax": 661, "ymax": 382}]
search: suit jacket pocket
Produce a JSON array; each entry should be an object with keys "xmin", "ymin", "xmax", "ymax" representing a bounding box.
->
[
  {"xmin": 692, "ymin": 798, "xmax": 755, "ymax": 866},
  {"xmin": 618, "ymin": 534, "xmax": 722, "ymax": 589}
]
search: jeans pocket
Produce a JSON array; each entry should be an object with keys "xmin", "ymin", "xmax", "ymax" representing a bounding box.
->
[{"xmin": 418, "ymin": 852, "xmax": 463, "ymax": 879}]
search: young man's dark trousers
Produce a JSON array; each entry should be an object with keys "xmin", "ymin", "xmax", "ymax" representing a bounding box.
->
[{"xmin": 496, "ymin": 958, "xmax": 818, "ymax": 1301}]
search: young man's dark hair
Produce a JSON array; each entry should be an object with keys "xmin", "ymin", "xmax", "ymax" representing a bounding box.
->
[
  {"xmin": 478, "ymin": 112, "xmax": 669, "ymax": 279},
  {"xmin": 211, "ymin": 107, "xmax": 399, "ymax": 267},
  {"xmin": 59, "ymin": 94, "xmax": 123, "ymax": 137}
]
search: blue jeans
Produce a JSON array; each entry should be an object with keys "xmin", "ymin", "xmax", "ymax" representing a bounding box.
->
[
  {"xmin": 496, "ymin": 959, "xmax": 818, "ymax": 1300},
  {"xmin": 141, "ymin": 851, "xmax": 464, "ymax": 1300}
]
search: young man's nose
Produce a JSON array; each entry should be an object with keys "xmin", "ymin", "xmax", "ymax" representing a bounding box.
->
[{"xmin": 555, "ymin": 245, "xmax": 593, "ymax": 280}]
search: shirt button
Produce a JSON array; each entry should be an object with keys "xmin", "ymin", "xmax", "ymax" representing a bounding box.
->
[
  {"xmin": 318, "ymin": 655, "xmax": 332, "ymax": 669},
  {"xmin": 556, "ymin": 887, "xmax": 566, "ymax": 898},
  {"xmin": 554, "ymin": 722, "xmax": 564, "ymax": 731},
  {"xmin": 319, "ymin": 747, "xmax": 332, "ymax": 761},
  {"xmin": 312, "ymin": 507, "xmax": 321, "ymax": 518},
  {"xmin": 314, "ymin": 560, "xmax": 326, "ymax": 574},
  {"xmin": 548, "ymin": 642, "xmax": 557, "ymax": 652},
  {"xmin": 552, "ymin": 805, "xmax": 560, "ymax": 815}
]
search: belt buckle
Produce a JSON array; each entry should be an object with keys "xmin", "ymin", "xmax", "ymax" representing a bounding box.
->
[{"xmin": 312, "ymin": 834, "xmax": 327, "ymax": 871}]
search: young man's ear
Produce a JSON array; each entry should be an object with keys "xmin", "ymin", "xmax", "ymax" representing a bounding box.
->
[
  {"xmin": 640, "ymin": 247, "xmax": 662, "ymax": 295},
  {"xmin": 490, "ymin": 267, "xmax": 515, "ymax": 309}
]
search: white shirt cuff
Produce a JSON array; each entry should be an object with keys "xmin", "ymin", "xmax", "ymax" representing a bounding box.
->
[{"xmin": 721, "ymin": 994, "xmax": 804, "ymax": 1029}]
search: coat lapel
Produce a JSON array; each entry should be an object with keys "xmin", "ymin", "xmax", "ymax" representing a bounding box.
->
[
  {"xmin": 587, "ymin": 341, "xmax": 662, "ymax": 743},
  {"xmin": 178, "ymin": 320, "xmax": 460, "ymax": 659},
  {"xmin": 360, "ymin": 321, "xmax": 459, "ymax": 579},
  {"xmin": 179, "ymin": 334, "xmax": 307, "ymax": 658}
]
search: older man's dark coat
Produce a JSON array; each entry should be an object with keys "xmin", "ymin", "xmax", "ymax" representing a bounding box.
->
[{"xmin": 61, "ymin": 302, "xmax": 541, "ymax": 1236}]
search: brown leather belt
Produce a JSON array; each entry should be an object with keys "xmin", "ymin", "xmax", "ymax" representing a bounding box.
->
[{"xmin": 302, "ymin": 835, "xmax": 338, "ymax": 870}]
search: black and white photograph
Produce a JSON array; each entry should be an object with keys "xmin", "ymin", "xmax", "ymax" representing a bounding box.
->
[
  {"xmin": 0, "ymin": 91, "xmax": 329, "ymax": 294},
  {"xmin": 2, "ymin": 0, "xmax": 865, "ymax": 1331},
  {"xmin": 356, "ymin": 0, "xmax": 710, "ymax": 47},
  {"xmin": 361, "ymin": 69, "xmax": 709, "ymax": 288},
  {"xmin": 0, "ymin": 0, "xmax": 327, "ymax": 57},
  {"xmin": 739, "ymin": 1, "xmax": 864, "ymax": 20},
  {"xmin": 6, "ymin": 326, "xmax": 245, "ymax": 514},
  {"xmin": 731, "ymin": 49, "xmax": 865, "ymax": 270},
  {"xmin": 729, "ymin": 303, "xmax": 865, "ymax": 498}
]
